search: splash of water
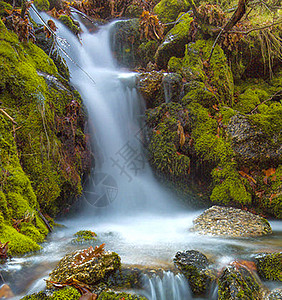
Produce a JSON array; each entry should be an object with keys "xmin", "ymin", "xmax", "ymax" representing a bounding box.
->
[{"xmin": 141, "ymin": 271, "xmax": 193, "ymax": 300}]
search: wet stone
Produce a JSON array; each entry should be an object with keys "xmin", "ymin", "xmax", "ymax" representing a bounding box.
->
[{"xmin": 191, "ymin": 206, "xmax": 272, "ymax": 237}]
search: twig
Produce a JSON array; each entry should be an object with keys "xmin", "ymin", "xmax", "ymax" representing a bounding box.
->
[
  {"xmin": 36, "ymin": 208, "xmax": 53, "ymax": 232},
  {"xmin": 249, "ymin": 90, "xmax": 282, "ymax": 114},
  {"xmin": 208, "ymin": 28, "xmax": 224, "ymax": 62},
  {"xmin": 228, "ymin": 20, "xmax": 282, "ymax": 34},
  {"xmin": 208, "ymin": 0, "xmax": 249, "ymax": 62},
  {"xmin": 0, "ymin": 109, "xmax": 18, "ymax": 125},
  {"xmin": 30, "ymin": 5, "xmax": 96, "ymax": 85}
]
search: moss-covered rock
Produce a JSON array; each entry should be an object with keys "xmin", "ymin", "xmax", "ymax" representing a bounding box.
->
[
  {"xmin": 162, "ymin": 73, "xmax": 183, "ymax": 103},
  {"xmin": 20, "ymin": 287, "xmax": 80, "ymax": 300},
  {"xmin": 33, "ymin": 0, "xmax": 50, "ymax": 11},
  {"xmin": 47, "ymin": 249, "xmax": 121, "ymax": 288},
  {"xmin": 136, "ymin": 71, "xmax": 165, "ymax": 108},
  {"xmin": 155, "ymin": 12, "xmax": 193, "ymax": 68},
  {"xmin": 58, "ymin": 15, "xmax": 80, "ymax": 34},
  {"xmin": 175, "ymin": 40, "xmax": 234, "ymax": 107},
  {"xmin": 174, "ymin": 250, "xmax": 216, "ymax": 295},
  {"xmin": 98, "ymin": 291, "xmax": 147, "ymax": 300},
  {"xmin": 153, "ymin": 0, "xmax": 189, "ymax": 24},
  {"xmin": 227, "ymin": 114, "xmax": 281, "ymax": 167},
  {"xmin": 255, "ymin": 253, "xmax": 282, "ymax": 281},
  {"xmin": 138, "ymin": 40, "xmax": 159, "ymax": 68},
  {"xmin": 0, "ymin": 20, "xmax": 91, "ymax": 253},
  {"xmin": 111, "ymin": 19, "xmax": 143, "ymax": 69},
  {"xmin": 218, "ymin": 264, "xmax": 264, "ymax": 300},
  {"xmin": 71, "ymin": 230, "xmax": 97, "ymax": 245}
]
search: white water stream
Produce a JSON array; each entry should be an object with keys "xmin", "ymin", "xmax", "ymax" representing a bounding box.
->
[{"xmin": 2, "ymin": 12, "xmax": 282, "ymax": 299}]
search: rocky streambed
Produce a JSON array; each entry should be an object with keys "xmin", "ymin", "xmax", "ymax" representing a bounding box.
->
[{"xmin": 0, "ymin": 207, "xmax": 281, "ymax": 300}]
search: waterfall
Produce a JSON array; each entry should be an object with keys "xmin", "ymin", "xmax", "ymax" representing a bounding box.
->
[
  {"xmin": 141, "ymin": 271, "xmax": 193, "ymax": 300},
  {"xmin": 37, "ymin": 14, "xmax": 186, "ymax": 218}
]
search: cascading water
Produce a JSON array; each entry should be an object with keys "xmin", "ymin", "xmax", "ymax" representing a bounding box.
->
[
  {"xmin": 6, "ymin": 9, "xmax": 280, "ymax": 299},
  {"xmin": 141, "ymin": 271, "xmax": 193, "ymax": 300},
  {"xmin": 48, "ymin": 18, "xmax": 183, "ymax": 216}
]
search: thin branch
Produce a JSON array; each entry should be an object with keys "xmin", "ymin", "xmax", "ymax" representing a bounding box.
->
[
  {"xmin": 249, "ymin": 90, "xmax": 282, "ymax": 114},
  {"xmin": 0, "ymin": 109, "xmax": 18, "ymax": 125},
  {"xmin": 30, "ymin": 5, "xmax": 96, "ymax": 85},
  {"xmin": 208, "ymin": 0, "xmax": 249, "ymax": 62},
  {"xmin": 228, "ymin": 20, "xmax": 282, "ymax": 34}
]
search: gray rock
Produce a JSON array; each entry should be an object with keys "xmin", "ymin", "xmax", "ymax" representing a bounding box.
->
[
  {"xmin": 227, "ymin": 114, "xmax": 282, "ymax": 166},
  {"xmin": 173, "ymin": 250, "xmax": 216, "ymax": 295},
  {"xmin": 191, "ymin": 205, "xmax": 272, "ymax": 237}
]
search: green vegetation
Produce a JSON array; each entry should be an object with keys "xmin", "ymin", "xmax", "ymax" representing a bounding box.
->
[
  {"xmin": 71, "ymin": 230, "xmax": 97, "ymax": 244},
  {"xmin": 33, "ymin": 0, "xmax": 50, "ymax": 11},
  {"xmin": 98, "ymin": 292, "xmax": 147, "ymax": 300},
  {"xmin": 58, "ymin": 15, "xmax": 80, "ymax": 34},
  {"xmin": 0, "ymin": 19, "xmax": 90, "ymax": 253},
  {"xmin": 256, "ymin": 253, "xmax": 282, "ymax": 281},
  {"xmin": 154, "ymin": 0, "xmax": 189, "ymax": 24},
  {"xmin": 20, "ymin": 287, "xmax": 80, "ymax": 300}
]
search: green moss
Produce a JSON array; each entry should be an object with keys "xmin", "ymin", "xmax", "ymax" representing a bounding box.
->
[
  {"xmin": 210, "ymin": 163, "xmax": 252, "ymax": 206},
  {"xmin": 59, "ymin": 15, "xmax": 80, "ymax": 34},
  {"xmin": 34, "ymin": 0, "xmax": 50, "ymax": 11},
  {"xmin": 155, "ymin": 13, "xmax": 193, "ymax": 68},
  {"xmin": 147, "ymin": 103, "xmax": 190, "ymax": 180},
  {"xmin": 171, "ymin": 40, "xmax": 234, "ymax": 107},
  {"xmin": 182, "ymin": 81, "xmax": 219, "ymax": 108},
  {"xmin": 20, "ymin": 287, "xmax": 80, "ymax": 300},
  {"xmin": 255, "ymin": 253, "xmax": 282, "ymax": 281},
  {"xmin": 153, "ymin": 0, "xmax": 189, "ymax": 24},
  {"xmin": 0, "ymin": 22, "xmax": 89, "ymax": 252},
  {"xmin": 249, "ymin": 102, "xmax": 282, "ymax": 140},
  {"xmin": 51, "ymin": 287, "xmax": 81, "ymax": 300},
  {"xmin": 19, "ymin": 222, "xmax": 46, "ymax": 243},
  {"xmin": 71, "ymin": 230, "xmax": 97, "ymax": 244},
  {"xmin": 235, "ymin": 87, "xmax": 269, "ymax": 114},
  {"xmin": 168, "ymin": 56, "xmax": 182, "ymax": 73},
  {"xmin": 24, "ymin": 42, "xmax": 58, "ymax": 75},
  {"xmin": 0, "ymin": 1, "xmax": 12, "ymax": 17},
  {"xmin": 218, "ymin": 265, "xmax": 261, "ymax": 300},
  {"xmin": 0, "ymin": 225, "xmax": 41, "ymax": 255},
  {"xmin": 98, "ymin": 291, "xmax": 147, "ymax": 300},
  {"xmin": 138, "ymin": 40, "xmax": 158, "ymax": 67}
]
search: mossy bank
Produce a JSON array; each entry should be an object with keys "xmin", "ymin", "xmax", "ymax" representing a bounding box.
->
[{"xmin": 0, "ymin": 19, "xmax": 91, "ymax": 255}]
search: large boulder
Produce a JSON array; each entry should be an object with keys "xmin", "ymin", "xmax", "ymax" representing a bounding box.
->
[
  {"xmin": 47, "ymin": 248, "xmax": 121, "ymax": 288},
  {"xmin": 255, "ymin": 252, "xmax": 282, "ymax": 281},
  {"xmin": 110, "ymin": 19, "xmax": 143, "ymax": 69},
  {"xmin": 173, "ymin": 250, "xmax": 216, "ymax": 295},
  {"xmin": 155, "ymin": 13, "xmax": 193, "ymax": 68},
  {"xmin": 154, "ymin": 0, "xmax": 189, "ymax": 24},
  {"xmin": 218, "ymin": 264, "xmax": 264, "ymax": 300},
  {"xmin": 191, "ymin": 206, "xmax": 272, "ymax": 237},
  {"xmin": 227, "ymin": 114, "xmax": 282, "ymax": 167}
]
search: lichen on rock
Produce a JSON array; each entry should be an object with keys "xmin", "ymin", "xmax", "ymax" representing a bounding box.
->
[
  {"xmin": 47, "ymin": 248, "xmax": 121, "ymax": 288},
  {"xmin": 191, "ymin": 205, "xmax": 272, "ymax": 237}
]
